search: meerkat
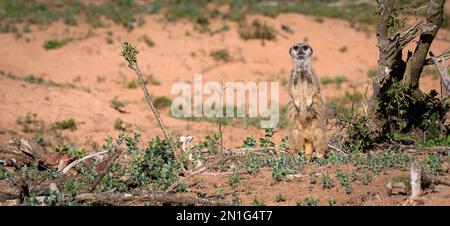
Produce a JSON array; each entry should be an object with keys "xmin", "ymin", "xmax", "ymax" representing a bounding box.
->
[{"xmin": 287, "ymin": 43, "xmax": 326, "ymax": 159}]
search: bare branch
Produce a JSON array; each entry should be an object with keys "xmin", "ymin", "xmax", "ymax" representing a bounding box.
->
[
  {"xmin": 403, "ymin": 0, "xmax": 446, "ymax": 88},
  {"xmin": 60, "ymin": 150, "xmax": 109, "ymax": 175},
  {"xmin": 68, "ymin": 192, "xmax": 232, "ymax": 206},
  {"xmin": 378, "ymin": 143, "xmax": 449, "ymax": 154},
  {"xmin": 121, "ymin": 43, "xmax": 180, "ymax": 162}
]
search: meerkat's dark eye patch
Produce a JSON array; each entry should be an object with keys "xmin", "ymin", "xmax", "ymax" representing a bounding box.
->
[
  {"xmin": 293, "ymin": 46, "xmax": 299, "ymax": 51},
  {"xmin": 302, "ymin": 45, "xmax": 309, "ymax": 51}
]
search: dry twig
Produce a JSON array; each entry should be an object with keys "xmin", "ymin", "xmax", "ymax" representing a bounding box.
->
[{"xmin": 121, "ymin": 43, "xmax": 179, "ymax": 161}]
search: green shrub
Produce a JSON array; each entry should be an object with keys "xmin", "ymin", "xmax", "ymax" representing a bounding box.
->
[
  {"xmin": 114, "ymin": 118, "xmax": 128, "ymax": 131},
  {"xmin": 43, "ymin": 39, "xmax": 68, "ymax": 50},
  {"xmin": 210, "ymin": 49, "xmax": 231, "ymax": 62},
  {"xmin": 228, "ymin": 167, "xmax": 240, "ymax": 187},
  {"xmin": 339, "ymin": 46, "xmax": 348, "ymax": 53},
  {"xmin": 54, "ymin": 144, "xmax": 87, "ymax": 158},
  {"xmin": 140, "ymin": 35, "xmax": 155, "ymax": 48},
  {"xmin": 275, "ymin": 193, "xmax": 286, "ymax": 203},
  {"xmin": 154, "ymin": 96, "xmax": 172, "ymax": 109},
  {"xmin": 336, "ymin": 107, "xmax": 378, "ymax": 152},
  {"xmin": 110, "ymin": 97, "xmax": 127, "ymax": 110},
  {"xmin": 128, "ymin": 137, "xmax": 180, "ymax": 191},
  {"xmin": 238, "ymin": 20, "xmax": 276, "ymax": 41},
  {"xmin": 55, "ymin": 118, "xmax": 77, "ymax": 131},
  {"xmin": 322, "ymin": 174, "xmax": 334, "ymax": 189},
  {"xmin": 379, "ymin": 83, "xmax": 449, "ymax": 143},
  {"xmin": 336, "ymin": 170, "xmax": 352, "ymax": 194}
]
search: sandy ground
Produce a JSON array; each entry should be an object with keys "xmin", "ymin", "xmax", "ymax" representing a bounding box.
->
[{"xmin": 0, "ymin": 13, "xmax": 449, "ymax": 206}]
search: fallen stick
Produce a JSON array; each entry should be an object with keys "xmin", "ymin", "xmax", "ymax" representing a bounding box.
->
[
  {"xmin": 327, "ymin": 144, "xmax": 348, "ymax": 156},
  {"xmin": 73, "ymin": 192, "xmax": 232, "ymax": 206},
  {"xmin": 60, "ymin": 150, "xmax": 109, "ymax": 175},
  {"xmin": 379, "ymin": 143, "xmax": 449, "ymax": 154},
  {"xmin": 422, "ymin": 173, "xmax": 450, "ymax": 187},
  {"xmin": 165, "ymin": 154, "xmax": 238, "ymax": 193},
  {"xmin": 200, "ymin": 147, "xmax": 277, "ymax": 155}
]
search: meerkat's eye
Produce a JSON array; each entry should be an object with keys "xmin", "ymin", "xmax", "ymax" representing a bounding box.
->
[
  {"xmin": 293, "ymin": 46, "xmax": 299, "ymax": 51},
  {"xmin": 302, "ymin": 45, "xmax": 309, "ymax": 51}
]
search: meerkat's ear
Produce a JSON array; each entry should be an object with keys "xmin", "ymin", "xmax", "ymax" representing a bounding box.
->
[
  {"xmin": 289, "ymin": 47, "xmax": 292, "ymax": 56},
  {"xmin": 310, "ymin": 46, "xmax": 314, "ymax": 55}
]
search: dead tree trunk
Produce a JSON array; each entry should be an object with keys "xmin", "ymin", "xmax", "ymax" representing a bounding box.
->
[
  {"xmin": 427, "ymin": 51, "xmax": 450, "ymax": 97},
  {"xmin": 369, "ymin": 0, "xmax": 420, "ymax": 116},
  {"xmin": 403, "ymin": 0, "xmax": 446, "ymax": 90},
  {"xmin": 369, "ymin": 0, "xmax": 447, "ymax": 132}
]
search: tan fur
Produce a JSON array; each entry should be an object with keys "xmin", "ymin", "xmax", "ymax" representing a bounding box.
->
[{"xmin": 288, "ymin": 44, "xmax": 326, "ymax": 159}]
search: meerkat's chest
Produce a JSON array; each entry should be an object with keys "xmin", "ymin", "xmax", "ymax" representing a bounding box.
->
[
  {"xmin": 291, "ymin": 77, "xmax": 316, "ymax": 107},
  {"xmin": 299, "ymin": 80, "xmax": 316, "ymax": 106}
]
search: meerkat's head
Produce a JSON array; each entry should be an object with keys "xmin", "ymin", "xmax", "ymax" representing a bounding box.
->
[{"xmin": 289, "ymin": 43, "xmax": 313, "ymax": 65}]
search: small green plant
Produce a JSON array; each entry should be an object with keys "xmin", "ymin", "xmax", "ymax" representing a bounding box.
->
[
  {"xmin": 280, "ymin": 77, "xmax": 288, "ymax": 87},
  {"xmin": 320, "ymin": 75, "xmax": 348, "ymax": 88},
  {"xmin": 336, "ymin": 170, "xmax": 352, "ymax": 194},
  {"xmin": 322, "ymin": 174, "xmax": 334, "ymax": 189},
  {"xmin": 425, "ymin": 153, "xmax": 443, "ymax": 175},
  {"xmin": 110, "ymin": 97, "xmax": 127, "ymax": 110},
  {"xmin": 238, "ymin": 20, "xmax": 276, "ymax": 41},
  {"xmin": 278, "ymin": 136, "xmax": 289, "ymax": 152},
  {"xmin": 96, "ymin": 76, "xmax": 106, "ymax": 83},
  {"xmin": 362, "ymin": 169, "xmax": 372, "ymax": 185},
  {"xmin": 351, "ymin": 170, "xmax": 358, "ymax": 182},
  {"xmin": 271, "ymin": 155, "xmax": 289, "ymax": 182},
  {"xmin": 214, "ymin": 188, "xmax": 225, "ymax": 199},
  {"xmin": 275, "ymin": 193, "xmax": 286, "ymax": 203},
  {"xmin": 314, "ymin": 16, "xmax": 324, "ymax": 23},
  {"xmin": 55, "ymin": 119, "xmax": 77, "ymax": 131},
  {"xmin": 252, "ymin": 197, "xmax": 266, "ymax": 206},
  {"xmin": 328, "ymin": 199, "xmax": 337, "ymax": 206},
  {"xmin": 210, "ymin": 49, "xmax": 231, "ymax": 62},
  {"xmin": 260, "ymin": 128, "xmax": 275, "ymax": 149},
  {"xmin": 43, "ymin": 39, "xmax": 68, "ymax": 50},
  {"xmin": 195, "ymin": 133, "xmax": 221, "ymax": 155},
  {"xmin": 297, "ymin": 197, "xmax": 319, "ymax": 206},
  {"xmin": 339, "ymin": 46, "xmax": 348, "ymax": 53},
  {"xmin": 127, "ymin": 74, "xmax": 161, "ymax": 89},
  {"xmin": 320, "ymin": 76, "xmax": 334, "ymax": 86},
  {"xmin": 153, "ymin": 96, "xmax": 172, "ymax": 109},
  {"xmin": 140, "ymin": 35, "xmax": 155, "ymax": 48},
  {"xmin": 24, "ymin": 74, "xmax": 45, "ymax": 84},
  {"xmin": 228, "ymin": 167, "xmax": 241, "ymax": 187},
  {"xmin": 243, "ymin": 135, "xmax": 257, "ymax": 148},
  {"xmin": 146, "ymin": 74, "xmax": 161, "ymax": 85},
  {"xmin": 54, "ymin": 144, "xmax": 87, "ymax": 158},
  {"xmin": 334, "ymin": 75, "xmax": 349, "ymax": 88},
  {"xmin": 242, "ymin": 152, "xmax": 263, "ymax": 175},
  {"xmin": 367, "ymin": 69, "xmax": 377, "ymax": 78},
  {"xmin": 114, "ymin": 118, "xmax": 128, "ymax": 131},
  {"xmin": 16, "ymin": 112, "xmax": 44, "ymax": 133},
  {"xmin": 105, "ymin": 31, "xmax": 114, "ymax": 44}
]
